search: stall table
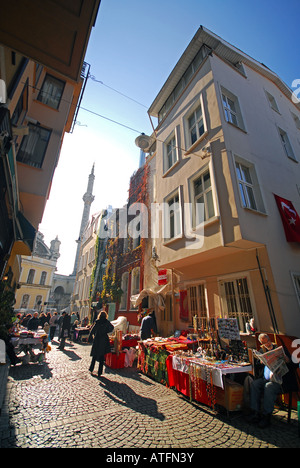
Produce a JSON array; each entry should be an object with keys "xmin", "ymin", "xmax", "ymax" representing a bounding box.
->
[
  {"xmin": 74, "ymin": 327, "xmax": 91, "ymax": 342},
  {"xmin": 138, "ymin": 337, "xmax": 198, "ymax": 385},
  {"xmin": 11, "ymin": 330, "xmax": 49, "ymax": 363},
  {"xmin": 167, "ymin": 354, "xmax": 252, "ymax": 411}
]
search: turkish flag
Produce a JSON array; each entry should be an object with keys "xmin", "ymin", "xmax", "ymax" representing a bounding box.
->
[{"xmin": 274, "ymin": 194, "xmax": 300, "ymax": 243}]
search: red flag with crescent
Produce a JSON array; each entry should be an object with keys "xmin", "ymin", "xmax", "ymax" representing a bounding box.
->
[{"xmin": 274, "ymin": 194, "xmax": 300, "ymax": 243}]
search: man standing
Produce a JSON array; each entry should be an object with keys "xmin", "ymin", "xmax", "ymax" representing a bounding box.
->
[{"xmin": 58, "ymin": 312, "xmax": 71, "ymax": 350}]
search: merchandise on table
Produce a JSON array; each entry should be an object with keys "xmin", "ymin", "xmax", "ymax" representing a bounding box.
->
[
  {"xmin": 10, "ymin": 327, "xmax": 50, "ymax": 363},
  {"xmin": 138, "ymin": 320, "xmax": 252, "ymax": 412}
]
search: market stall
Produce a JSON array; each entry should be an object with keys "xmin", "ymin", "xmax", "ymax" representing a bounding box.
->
[
  {"xmin": 138, "ymin": 336, "xmax": 198, "ymax": 385},
  {"xmin": 10, "ymin": 329, "xmax": 50, "ymax": 364},
  {"xmin": 138, "ymin": 318, "xmax": 252, "ymax": 412},
  {"xmin": 106, "ymin": 330, "xmax": 140, "ymax": 369}
]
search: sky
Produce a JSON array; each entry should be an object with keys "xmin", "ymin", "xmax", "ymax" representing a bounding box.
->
[{"xmin": 39, "ymin": 0, "xmax": 299, "ymax": 276}]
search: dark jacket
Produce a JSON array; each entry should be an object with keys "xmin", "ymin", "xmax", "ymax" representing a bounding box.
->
[
  {"xmin": 59, "ymin": 314, "xmax": 71, "ymax": 339},
  {"xmin": 89, "ymin": 318, "xmax": 114, "ymax": 361}
]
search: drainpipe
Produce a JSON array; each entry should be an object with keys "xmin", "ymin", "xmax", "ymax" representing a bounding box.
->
[{"xmin": 256, "ymin": 250, "xmax": 279, "ymax": 334}]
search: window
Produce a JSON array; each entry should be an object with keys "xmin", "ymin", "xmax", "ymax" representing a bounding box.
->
[
  {"xmin": 27, "ymin": 269, "xmax": 35, "ymax": 284},
  {"xmin": 163, "ymin": 133, "xmax": 178, "ymax": 173},
  {"xmin": 236, "ymin": 162, "xmax": 257, "ymax": 210},
  {"xmin": 21, "ymin": 294, "xmax": 30, "ymax": 308},
  {"xmin": 235, "ymin": 157, "xmax": 265, "ymax": 213},
  {"xmin": 37, "ymin": 74, "xmax": 65, "ymax": 109},
  {"xmin": 131, "ymin": 267, "xmax": 140, "ymax": 297},
  {"xmin": 265, "ymin": 91, "xmax": 280, "ymax": 113},
  {"xmin": 11, "ymin": 80, "xmax": 28, "ymax": 126},
  {"xmin": 221, "ymin": 87, "xmax": 245, "ymax": 130},
  {"xmin": 278, "ymin": 127, "xmax": 297, "ymax": 161},
  {"xmin": 291, "ymin": 112, "xmax": 300, "ymax": 130},
  {"xmin": 34, "ymin": 295, "xmax": 42, "ymax": 310},
  {"xmin": 158, "ymin": 45, "xmax": 212, "ymax": 122},
  {"xmin": 292, "ymin": 273, "xmax": 300, "ymax": 308},
  {"xmin": 188, "ymin": 104, "xmax": 205, "ymax": 145},
  {"xmin": 187, "ymin": 284, "xmax": 207, "ymax": 323},
  {"xmin": 164, "ymin": 190, "xmax": 182, "ymax": 240},
  {"xmin": 120, "ymin": 272, "xmax": 129, "ymax": 310},
  {"xmin": 40, "ymin": 271, "xmax": 47, "ymax": 285},
  {"xmin": 191, "ymin": 168, "xmax": 215, "ymax": 225},
  {"xmin": 17, "ymin": 123, "xmax": 51, "ymax": 168},
  {"xmin": 220, "ymin": 277, "xmax": 254, "ymax": 333}
]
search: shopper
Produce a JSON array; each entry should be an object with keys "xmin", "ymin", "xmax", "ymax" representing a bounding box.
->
[
  {"xmin": 49, "ymin": 312, "xmax": 58, "ymax": 341},
  {"xmin": 58, "ymin": 312, "xmax": 71, "ymax": 350},
  {"xmin": 88, "ymin": 310, "xmax": 114, "ymax": 378}
]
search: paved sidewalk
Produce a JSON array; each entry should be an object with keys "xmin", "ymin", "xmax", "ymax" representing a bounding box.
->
[{"xmin": 0, "ymin": 340, "xmax": 299, "ymax": 449}]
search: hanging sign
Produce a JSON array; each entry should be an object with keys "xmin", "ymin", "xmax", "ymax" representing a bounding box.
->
[{"xmin": 158, "ymin": 269, "xmax": 168, "ymax": 286}]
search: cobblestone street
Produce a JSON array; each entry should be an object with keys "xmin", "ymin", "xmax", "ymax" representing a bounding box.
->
[{"xmin": 0, "ymin": 339, "xmax": 299, "ymax": 451}]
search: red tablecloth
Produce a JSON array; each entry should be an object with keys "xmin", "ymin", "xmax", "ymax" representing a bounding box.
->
[{"xmin": 166, "ymin": 355, "xmax": 211, "ymax": 405}]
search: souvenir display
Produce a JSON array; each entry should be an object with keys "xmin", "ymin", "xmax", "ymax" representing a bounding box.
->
[{"xmin": 138, "ymin": 317, "xmax": 252, "ymax": 413}]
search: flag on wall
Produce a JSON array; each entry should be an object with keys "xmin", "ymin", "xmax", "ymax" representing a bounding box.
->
[{"xmin": 274, "ymin": 194, "xmax": 300, "ymax": 243}]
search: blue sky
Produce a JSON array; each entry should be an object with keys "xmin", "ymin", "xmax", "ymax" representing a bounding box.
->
[{"xmin": 40, "ymin": 0, "xmax": 299, "ymax": 275}]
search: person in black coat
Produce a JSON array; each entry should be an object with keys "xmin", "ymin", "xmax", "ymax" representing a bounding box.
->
[
  {"xmin": 58, "ymin": 312, "xmax": 71, "ymax": 350},
  {"xmin": 88, "ymin": 310, "xmax": 114, "ymax": 377}
]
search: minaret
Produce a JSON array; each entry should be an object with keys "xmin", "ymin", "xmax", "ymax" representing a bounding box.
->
[{"xmin": 71, "ymin": 164, "xmax": 95, "ymax": 276}]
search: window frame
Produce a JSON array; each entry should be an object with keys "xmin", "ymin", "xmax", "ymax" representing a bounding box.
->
[
  {"xmin": 37, "ymin": 73, "xmax": 65, "ymax": 110},
  {"xmin": 163, "ymin": 129, "xmax": 179, "ymax": 174},
  {"xmin": 17, "ymin": 122, "xmax": 52, "ymax": 168},
  {"xmin": 183, "ymin": 94, "xmax": 208, "ymax": 150},
  {"xmin": 187, "ymin": 283, "xmax": 208, "ymax": 325},
  {"xmin": 291, "ymin": 272, "xmax": 300, "ymax": 309},
  {"xmin": 189, "ymin": 165, "xmax": 216, "ymax": 227},
  {"xmin": 278, "ymin": 127, "xmax": 297, "ymax": 162},
  {"xmin": 265, "ymin": 90, "xmax": 280, "ymax": 113},
  {"xmin": 219, "ymin": 275, "xmax": 255, "ymax": 333},
  {"xmin": 220, "ymin": 86, "xmax": 246, "ymax": 131},
  {"xmin": 234, "ymin": 155, "xmax": 266, "ymax": 214},
  {"xmin": 163, "ymin": 188, "xmax": 183, "ymax": 242}
]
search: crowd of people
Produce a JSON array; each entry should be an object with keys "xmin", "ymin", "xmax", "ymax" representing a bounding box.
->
[{"xmin": 14, "ymin": 310, "xmax": 89, "ymax": 349}]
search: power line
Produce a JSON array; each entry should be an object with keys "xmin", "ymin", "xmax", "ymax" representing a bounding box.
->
[{"xmin": 88, "ymin": 75, "xmax": 148, "ymax": 109}]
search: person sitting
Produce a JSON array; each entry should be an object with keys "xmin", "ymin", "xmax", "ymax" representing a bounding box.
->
[{"xmin": 248, "ymin": 333, "xmax": 297, "ymax": 428}]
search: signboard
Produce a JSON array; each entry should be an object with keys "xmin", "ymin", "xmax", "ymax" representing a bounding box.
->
[
  {"xmin": 158, "ymin": 269, "xmax": 168, "ymax": 286},
  {"xmin": 217, "ymin": 318, "xmax": 240, "ymax": 341}
]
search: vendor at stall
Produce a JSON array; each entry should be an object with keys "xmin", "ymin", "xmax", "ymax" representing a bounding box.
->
[
  {"xmin": 247, "ymin": 333, "xmax": 295, "ymax": 429},
  {"xmin": 140, "ymin": 310, "xmax": 157, "ymax": 340}
]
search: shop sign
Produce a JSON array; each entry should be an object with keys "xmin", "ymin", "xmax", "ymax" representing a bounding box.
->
[{"xmin": 158, "ymin": 269, "xmax": 168, "ymax": 285}]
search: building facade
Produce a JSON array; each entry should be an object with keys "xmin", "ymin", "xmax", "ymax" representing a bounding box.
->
[
  {"xmin": 0, "ymin": 2, "xmax": 99, "ymax": 314},
  {"xmin": 146, "ymin": 27, "xmax": 300, "ymax": 338},
  {"xmin": 15, "ymin": 232, "xmax": 60, "ymax": 312}
]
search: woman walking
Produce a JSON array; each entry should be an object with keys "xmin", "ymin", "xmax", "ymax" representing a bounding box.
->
[{"xmin": 88, "ymin": 310, "xmax": 114, "ymax": 378}]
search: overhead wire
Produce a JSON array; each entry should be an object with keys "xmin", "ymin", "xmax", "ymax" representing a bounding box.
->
[{"xmin": 21, "ymin": 76, "xmax": 213, "ymax": 158}]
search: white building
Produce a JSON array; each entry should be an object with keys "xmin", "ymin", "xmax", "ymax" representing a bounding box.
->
[{"xmin": 146, "ymin": 26, "xmax": 300, "ymax": 337}]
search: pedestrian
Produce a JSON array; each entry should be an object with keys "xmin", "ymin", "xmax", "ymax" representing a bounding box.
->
[
  {"xmin": 140, "ymin": 310, "xmax": 157, "ymax": 340},
  {"xmin": 88, "ymin": 310, "xmax": 114, "ymax": 378},
  {"xmin": 49, "ymin": 312, "xmax": 58, "ymax": 341},
  {"xmin": 58, "ymin": 312, "xmax": 71, "ymax": 350},
  {"xmin": 27, "ymin": 312, "xmax": 40, "ymax": 331}
]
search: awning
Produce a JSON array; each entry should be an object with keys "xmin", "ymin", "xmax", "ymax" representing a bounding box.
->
[
  {"xmin": 15, "ymin": 211, "xmax": 36, "ymax": 254},
  {"xmin": 131, "ymin": 283, "xmax": 179, "ymax": 311}
]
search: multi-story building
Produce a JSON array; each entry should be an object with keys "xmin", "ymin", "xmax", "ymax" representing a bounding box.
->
[
  {"xmin": 15, "ymin": 232, "xmax": 60, "ymax": 312},
  {"xmin": 146, "ymin": 26, "xmax": 300, "ymax": 338},
  {"xmin": 0, "ymin": 0, "xmax": 100, "ymax": 294},
  {"xmin": 72, "ymin": 212, "xmax": 101, "ymax": 321}
]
